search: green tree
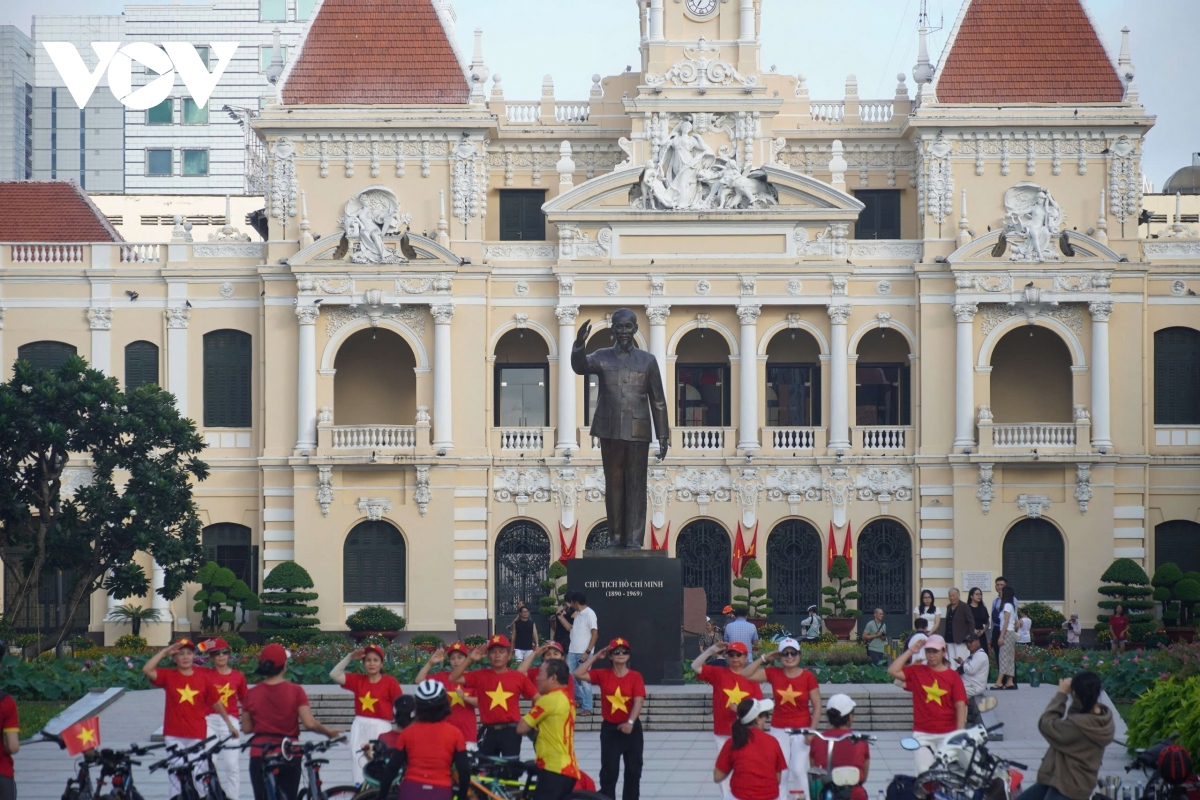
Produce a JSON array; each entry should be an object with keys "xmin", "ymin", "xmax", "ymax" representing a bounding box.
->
[
  {"xmin": 820, "ymin": 555, "xmax": 861, "ymax": 618},
  {"xmin": 538, "ymin": 561, "xmax": 568, "ymax": 618},
  {"xmin": 192, "ymin": 561, "xmax": 259, "ymax": 632},
  {"xmin": 1097, "ymin": 558, "xmax": 1156, "ymax": 642},
  {"xmin": 105, "ymin": 603, "xmax": 162, "ymax": 637},
  {"xmin": 0, "ymin": 355, "xmax": 208, "ymax": 655},
  {"xmin": 733, "ymin": 557, "xmax": 773, "ymax": 619},
  {"xmin": 258, "ymin": 561, "xmax": 321, "ymax": 643},
  {"xmin": 1152, "ymin": 563, "xmax": 1184, "ymax": 622}
]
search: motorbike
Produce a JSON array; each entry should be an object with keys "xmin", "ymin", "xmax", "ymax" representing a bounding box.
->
[
  {"xmin": 902, "ymin": 723, "xmax": 1026, "ymax": 800},
  {"xmin": 791, "ymin": 728, "xmax": 876, "ymax": 800}
]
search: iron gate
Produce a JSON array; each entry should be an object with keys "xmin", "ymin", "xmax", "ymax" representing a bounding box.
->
[
  {"xmin": 494, "ymin": 521, "xmax": 551, "ymax": 627},
  {"xmin": 677, "ymin": 520, "xmax": 731, "ymax": 616},
  {"xmin": 586, "ymin": 522, "xmax": 613, "ymax": 551},
  {"xmin": 856, "ymin": 519, "xmax": 912, "ymax": 636},
  {"xmin": 767, "ymin": 520, "xmax": 822, "ymax": 633}
]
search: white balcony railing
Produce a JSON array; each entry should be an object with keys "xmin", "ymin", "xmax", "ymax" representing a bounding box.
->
[
  {"xmin": 858, "ymin": 100, "xmax": 895, "ymax": 123},
  {"xmin": 121, "ymin": 243, "xmax": 161, "ymax": 262},
  {"xmin": 331, "ymin": 425, "xmax": 416, "ymax": 449},
  {"xmin": 810, "ymin": 102, "xmax": 845, "ymax": 122},
  {"xmin": 499, "ymin": 428, "xmax": 544, "ymax": 451},
  {"xmin": 506, "ymin": 103, "xmax": 540, "ymax": 124},
  {"xmin": 860, "ymin": 426, "xmax": 907, "ymax": 450},
  {"xmin": 10, "ymin": 244, "xmax": 85, "ymax": 263},
  {"xmin": 769, "ymin": 427, "xmax": 818, "ymax": 450},
  {"xmin": 679, "ymin": 427, "xmax": 726, "ymax": 451},
  {"xmin": 991, "ymin": 423, "xmax": 1076, "ymax": 448}
]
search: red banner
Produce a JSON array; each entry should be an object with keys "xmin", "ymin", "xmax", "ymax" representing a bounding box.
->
[
  {"xmin": 745, "ymin": 522, "xmax": 758, "ymax": 562},
  {"xmin": 732, "ymin": 523, "xmax": 747, "ymax": 578},
  {"xmin": 62, "ymin": 716, "xmax": 100, "ymax": 756},
  {"xmin": 558, "ymin": 522, "xmax": 578, "ymax": 563},
  {"xmin": 842, "ymin": 522, "xmax": 854, "ymax": 574},
  {"xmin": 651, "ymin": 522, "xmax": 670, "ymax": 551},
  {"xmin": 827, "ymin": 521, "xmax": 838, "ymax": 573}
]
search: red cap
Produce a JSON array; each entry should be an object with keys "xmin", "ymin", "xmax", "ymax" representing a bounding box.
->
[
  {"xmin": 174, "ymin": 638, "xmax": 197, "ymax": 651},
  {"xmin": 722, "ymin": 605, "xmax": 734, "ymax": 614},
  {"xmin": 362, "ymin": 644, "xmax": 386, "ymax": 661},
  {"xmin": 608, "ymin": 638, "xmax": 631, "ymax": 652},
  {"xmin": 726, "ymin": 642, "xmax": 750, "ymax": 655},
  {"xmin": 260, "ymin": 643, "xmax": 289, "ymax": 666},
  {"xmin": 544, "ymin": 641, "xmax": 564, "ymax": 654},
  {"xmin": 198, "ymin": 638, "xmax": 229, "ymax": 653},
  {"xmin": 445, "ymin": 642, "xmax": 470, "ymax": 656},
  {"xmin": 487, "ymin": 634, "xmax": 511, "ymax": 650}
]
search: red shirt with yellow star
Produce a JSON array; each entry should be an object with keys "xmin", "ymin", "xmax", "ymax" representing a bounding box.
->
[
  {"xmin": 205, "ymin": 669, "xmax": 249, "ymax": 716},
  {"xmin": 430, "ymin": 671, "xmax": 477, "ymax": 743},
  {"xmin": 152, "ymin": 667, "xmax": 211, "ymax": 739},
  {"xmin": 697, "ymin": 664, "xmax": 764, "ymax": 736},
  {"xmin": 463, "ymin": 668, "xmax": 537, "ymax": 725},
  {"xmin": 343, "ymin": 672, "xmax": 403, "ymax": 721},
  {"xmin": 903, "ymin": 664, "xmax": 967, "ymax": 734},
  {"xmin": 587, "ymin": 668, "xmax": 646, "ymax": 724},
  {"xmin": 763, "ymin": 667, "xmax": 818, "ymax": 728}
]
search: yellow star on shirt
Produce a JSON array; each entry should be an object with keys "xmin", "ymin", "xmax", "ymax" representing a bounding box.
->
[
  {"xmin": 449, "ymin": 689, "xmax": 467, "ymax": 708},
  {"xmin": 776, "ymin": 684, "xmax": 802, "ymax": 706},
  {"xmin": 606, "ymin": 687, "xmax": 631, "ymax": 714},
  {"xmin": 486, "ymin": 685, "xmax": 514, "ymax": 710},
  {"xmin": 216, "ymin": 683, "xmax": 236, "ymax": 706},
  {"xmin": 723, "ymin": 684, "xmax": 750, "ymax": 708},
  {"xmin": 177, "ymin": 684, "xmax": 199, "ymax": 705},
  {"xmin": 359, "ymin": 692, "xmax": 379, "ymax": 713},
  {"xmin": 922, "ymin": 680, "xmax": 949, "ymax": 707},
  {"xmin": 76, "ymin": 726, "xmax": 97, "ymax": 746}
]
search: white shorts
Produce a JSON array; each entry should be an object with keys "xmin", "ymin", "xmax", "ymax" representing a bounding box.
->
[
  {"xmin": 715, "ymin": 734, "xmax": 733, "ymax": 800},
  {"xmin": 770, "ymin": 726, "xmax": 809, "ymax": 800},
  {"xmin": 206, "ymin": 714, "xmax": 242, "ymax": 799}
]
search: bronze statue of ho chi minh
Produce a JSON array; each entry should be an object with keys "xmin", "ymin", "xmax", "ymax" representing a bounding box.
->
[{"xmin": 570, "ymin": 308, "xmax": 669, "ymax": 549}]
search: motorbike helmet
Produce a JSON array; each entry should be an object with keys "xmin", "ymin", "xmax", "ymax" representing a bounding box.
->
[{"xmin": 1158, "ymin": 744, "xmax": 1193, "ymax": 786}]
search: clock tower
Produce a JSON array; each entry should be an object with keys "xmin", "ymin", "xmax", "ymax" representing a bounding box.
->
[{"xmin": 638, "ymin": 0, "xmax": 762, "ymax": 85}]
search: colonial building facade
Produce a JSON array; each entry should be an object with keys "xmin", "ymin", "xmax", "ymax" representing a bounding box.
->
[{"xmin": 3, "ymin": 0, "xmax": 1199, "ymax": 646}]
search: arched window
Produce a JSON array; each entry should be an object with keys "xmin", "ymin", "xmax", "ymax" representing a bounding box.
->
[
  {"xmin": 334, "ymin": 328, "xmax": 417, "ymax": 425},
  {"xmin": 493, "ymin": 329, "xmax": 549, "ymax": 428},
  {"xmin": 766, "ymin": 520, "xmax": 822, "ymax": 630},
  {"xmin": 1154, "ymin": 327, "xmax": 1200, "ymax": 425},
  {"xmin": 675, "ymin": 329, "xmax": 731, "ymax": 427},
  {"xmin": 203, "ymin": 330, "xmax": 252, "ymax": 427},
  {"xmin": 586, "ymin": 522, "xmax": 613, "ymax": 551},
  {"xmin": 857, "ymin": 519, "xmax": 912, "ymax": 634},
  {"xmin": 124, "ymin": 341, "xmax": 160, "ymax": 390},
  {"xmin": 17, "ymin": 341, "xmax": 77, "ymax": 371},
  {"xmin": 343, "ymin": 520, "xmax": 406, "ymax": 603},
  {"xmin": 1156, "ymin": 520, "xmax": 1200, "ymax": 576},
  {"xmin": 494, "ymin": 521, "xmax": 550, "ymax": 621},
  {"xmin": 765, "ymin": 329, "xmax": 822, "ymax": 428},
  {"xmin": 676, "ymin": 520, "xmax": 731, "ymax": 616},
  {"xmin": 990, "ymin": 327, "xmax": 1073, "ymax": 423},
  {"xmin": 855, "ymin": 329, "xmax": 911, "ymax": 426},
  {"xmin": 202, "ymin": 523, "xmax": 257, "ymax": 592},
  {"xmin": 1002, "ymin": 519, "xmax": 1065, "ymax": 601}
]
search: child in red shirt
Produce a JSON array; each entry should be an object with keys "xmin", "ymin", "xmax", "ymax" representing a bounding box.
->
[
  {"xmin": 331, "ymin": 644, "xmax": 403, "ymax": 786},
  {"xmin": 806, "ymin": 695, "xmax": 870, "ymax": 800},
  {"xmin": 715, "ymin": 698, "xmax": 787, "ymax": 800},
  {"xmin": 382, "ymin": 681, "xmax": 471, "ymax": 800}
]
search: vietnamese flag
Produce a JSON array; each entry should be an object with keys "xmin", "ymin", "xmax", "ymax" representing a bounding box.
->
[
  {"xmin": 842, "ymin": 522, "xmax": 854, "ymax": 574},
  {"xmin": 651, "ymin": 522, "xmax": 670, "ymax": 551},
  {"xmin": 827, "ymin": 521, "xmax": 838, "ymax": 573},
  {"xmin": 745, "ymin": 522, "xmax": 758, "ymax": 561},
  {"xmin": 732, "ymin": 524, "xmax": 747, "ymax": 578},
  {"xmin": 62, "ymin": 716, "xmax": 100, "ymax": 756},
  {"xmin": 558, "ymin": 522, "xmax": 578, "ymax": 563}
]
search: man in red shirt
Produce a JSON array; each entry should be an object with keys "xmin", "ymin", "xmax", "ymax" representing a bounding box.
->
[
  {"xmin": 448, "ymin": 634, "xmax": 538, "ymax": 758},
  {"xmin": 887, "ymin": 633, "xmax": 967, "ymax": 774},
  {"xmin": 417, "ymin": 642, "xmax": 479, "ymax": 748},
  {"xmin": 0, "ymin": 688, "xmax": 18, "ymax": 800},
  {"xmin": 693, "ymin": 640, "xmax": 764, "ymax": 800},
  {"xmin": 573, "ymin": 637, "xmax": 647, "ymax": 800}
]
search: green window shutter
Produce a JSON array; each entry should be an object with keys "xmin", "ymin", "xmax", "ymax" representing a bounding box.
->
[
  {"xmin": 1154, "ymin": 327, "xmax": 1200, "ymax": 425},
  {"xmin": 203, "ymin": 330, "xmax": 252, "ymax": 427},
  {"xmin": 853, "ymin": 190, "xmax": 902, "ymax": 239},
  {"xmin": 124, "ymin": 341, "xmax": 160, "ymax": 390},
  {"xmin": 1155, "ymin": 520, "xmax": 1200, "ymax": 576},
  {"xmin": 499, "ymin": 190, "xmax": 546, "ymax": 241},
  {"xmin": 520, "ymin": 192, "xmax": 547, "ymax": 241},
  {"xmin": 17, "ymin": 341, "xmax": 77, "ymax": 371},
  {"xmin": 201, "ymin": 523, "xmax": 254, "ymax": 591},
  {"xmin": 343, "ymin": 521, "xmax": 406, "ymax": 603},
  {"xmin": 1002, "ymin": 520, "xmax": 1065, "ymax": 601}
]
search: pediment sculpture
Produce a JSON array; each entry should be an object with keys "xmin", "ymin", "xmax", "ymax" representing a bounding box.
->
[
  {"xmin": 339, "ymin": 185, "xmax": 412, "ymax": 265},
  {"xmin": 630, "ymin": 115, "xmax": 778, "ymax": 211},
  {"xmin": 1001, "ymin": 182, "xmax": 1065, "ymax": 262}
]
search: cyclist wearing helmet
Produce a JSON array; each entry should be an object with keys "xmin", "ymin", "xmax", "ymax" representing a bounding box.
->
[
  {"xmin": 381, "ymin": 680, "xmax": 471, "ymax": 800},
  {"xmin": 332, "ymin": 645, "xmax": 404, "ymax": 787},
  {"xmin": 416, "ymin": 643, "xmax": 478, "ymax": 748}
]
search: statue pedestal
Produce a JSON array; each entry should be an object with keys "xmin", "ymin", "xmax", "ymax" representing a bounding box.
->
[{"xmin": 567, "ymin": 556, "xmax": 683, "ymax": 685}]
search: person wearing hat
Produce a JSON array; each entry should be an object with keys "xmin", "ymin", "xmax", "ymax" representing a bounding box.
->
[
  {"xmin": 201, "ymin": 638, "xmax": 248, "ymax": 799},
  {"xmin": 377, "ymin": 680, "xmax": 472, "ymax": 800},
  {"xmin": 447, "ymin": 634, "xmax": 538, "ymax": 758},
  {"xmin": 798, "ymin": 607, "xmax": 823, "ymax": 644},
  {"xmin": 417, "ymin": 643, "xmax": 479, "ymax": 748},
  {"xmin": 331, "ymin": 645, "xmax": 404, "ymax": 786},
  {"xmin": 692, "ymin": 640, "xmax": 765, "ymax": 800},
  {"xmin": 518, "ymin": 658, "xmax": 583, "ymax": 800},
  {"xmin": 518, "ymin": 641, "xmax": 578, "ymax": 707},
  {"xmin": 743, "ymin": 638, "xmax": 820, "ymax": 800},
  {"xmin": 242, "ymin": 643, "xmax": 341, "ymax": 800},
  {"xmin": 954, "ymin": 634, "xmax": 996, "ymax": 726},
  {"xmin": 887, "ymin": 633, "xmax": 967, "ymax": 774},
  {"xmin": 574, "ymin": 638, "xmax": 647, "ymax": 800},
  {"xmin": 806, "ymin": 695, "xmax": 870, "ymax": 800},
  {"xmin": 714, "ymin": 697, "xmax": 786, "ymax": 800}
]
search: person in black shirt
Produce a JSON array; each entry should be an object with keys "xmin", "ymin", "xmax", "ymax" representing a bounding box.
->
[
  {"xmin": 511, "ymin": 604, "xmax": 540, "ymax": 661},
  {"xmin": 552, "ymin": 603, "xmax": 574, "ymax": 653}
]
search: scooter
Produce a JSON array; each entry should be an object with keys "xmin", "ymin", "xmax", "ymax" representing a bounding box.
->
[
  {"xmin": 792, "ymin": 728, "xmax": 876, "ymax": 800},
  {"xmin": 901, "ymin": 723, "xmax": 1026, "ymax": 800}
]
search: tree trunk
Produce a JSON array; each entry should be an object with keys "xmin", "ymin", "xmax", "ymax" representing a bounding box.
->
[{"xmin": 39, "ymin": 569, "xmax": 102, "ymax": 658}]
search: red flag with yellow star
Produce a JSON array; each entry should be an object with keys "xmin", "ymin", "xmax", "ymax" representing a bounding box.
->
[
  {"xmin": 745, "ymin": 522, "xmax": 758, "ymax": 561},
  {"xmin": 842, "ymin": 522, "xmax": 854, "ymax": 573},
  {"xmin": 650, "ymin": 522, "xmax": 670, "ymax": 551},
  {"xmin": 827, "ymin": 521, "xmax": 838, "ymax": 573},
  {"xmin": 62, "ymin": 716, "xmax": 100, "ymax": 756},
  {"xmin": 558, "ymin": 522, "xmax": 578, "ymax": 563},
  {"xmin": 732, "ymin": 524, "xmax": 747, "ymax": 578}
]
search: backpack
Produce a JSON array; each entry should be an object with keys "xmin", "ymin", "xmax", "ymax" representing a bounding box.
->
[{"xmin": 886, "ymin": 775, "xmax": 917, "ymax": 800}]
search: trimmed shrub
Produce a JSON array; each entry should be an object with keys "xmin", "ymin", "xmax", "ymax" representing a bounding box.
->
[
  {"xmin": 114, "ymin": 634, "xmax": 147, "ymax": 649},
  {"xmin": 733, "ymin": 558, "xmax": 773, "ymax": 619},
  {"xmin": 820, "ymin": 556, "xmax": 861, "ymax": 618},
  {"xmin": 258, "ymin": 561, "xmax": 321, "ymax": 644},
  {"xmin": 464, "ymin": 635, "xmax": 488, "ymax": 647},
  {"xmin": 346, "ymin": 606, "xmax": 406, "ymax": 632},
  {"xmin": 1024, "ymin": 602, "xmax": 1066, "ymax": 628},
  {"xmin": 409, "ymin": 633, "xmax": 445, "ymax": 648},
  {"xmin": 1097, "ymin": 558, "xmax": 1155, "ymax": 641},
  {"xmin": 308, "ymin": 632, "xmax": 351, "ymax": 647}
]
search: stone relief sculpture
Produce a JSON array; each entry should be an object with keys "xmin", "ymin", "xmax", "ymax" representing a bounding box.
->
[
  {"xmin": 339, "ymin": 185, "xmax": 412, "ymax": 265},
  {"xmin": 1002, "ymin": 182, "xmax": 1065, "ymax": 262}
]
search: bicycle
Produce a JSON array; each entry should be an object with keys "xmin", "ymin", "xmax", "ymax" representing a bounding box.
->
[
  {"xmin": 148, "ymin": 734, "xmax": 240, "ymax": 800},
  {"xmin": 464, "ymin": 754, "xmax": 606, "ymax": 800},
  {"xmin": 40, "ymin": 731, "xmax": 164, "ymax": 800},
  {"xmin": 902, "ymin": 723, "xmax": 1027, "ymax": 800},
  {"xmin": 260, "ymin": 736, "xmax": 358, "ymax": 800},
  {"xmin": 789, "ymin": 728, "xmax": 876, "ymax": 800}
]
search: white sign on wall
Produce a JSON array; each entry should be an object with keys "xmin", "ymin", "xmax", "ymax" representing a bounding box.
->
[{"xmin": 961, "ymin": 571, "xmax": 992, "ymax": 593}]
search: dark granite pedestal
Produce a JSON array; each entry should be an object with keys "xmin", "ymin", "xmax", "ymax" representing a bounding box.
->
[{"xmin": 568, "ymin": 554, "xmax": 683, "ymax": 684}]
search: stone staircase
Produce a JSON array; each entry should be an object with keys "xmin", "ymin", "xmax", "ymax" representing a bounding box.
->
[{"xmin": 306, "ymin": 688, "xmax": 914, "ymax": 732}]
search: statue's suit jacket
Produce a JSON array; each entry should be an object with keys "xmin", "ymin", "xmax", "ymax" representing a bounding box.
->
[{"xmin": 571, "ymin": 344, "xmax": 669, "ymax": 443}]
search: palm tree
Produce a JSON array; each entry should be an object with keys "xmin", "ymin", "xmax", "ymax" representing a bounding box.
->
[{"xmin": 106, "ymin": 603, "xmax": 162, "ymax": 637}]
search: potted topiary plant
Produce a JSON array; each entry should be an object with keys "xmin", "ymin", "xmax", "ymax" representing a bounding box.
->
[
  {"xmin": 346, "ymin": 605, "xmax": 406, "ymax": 641},
  {"xmin": 1024, "ymin": 602, "xmax": 1066, "ymax": 646},
  {"xmin": 819, "ymin": 555, "xmax": 861, "ymax": 640},
  {"xmin": 733, "ymin": 557, "xmax": 773, "ymax": 626},
  {"xmin": 1096, "ymin": 558, "xmax": 1156, "ymax": 648},
  {"xmin": 1151, "ymin": 563, "xmax": 1193, "ymax": 643}
]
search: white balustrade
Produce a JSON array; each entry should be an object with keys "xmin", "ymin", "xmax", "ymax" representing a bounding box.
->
[
  {"xmin": 810, "ymin": 102, "xmax": 845, "ymax": 122},
  {"xmin": 9, "ymin": 244, "xmax": 84, "ymax": 263},
  {"xmin": 506, "ymin": 104, "xmax": 541, "ymax": 124},
  {"xmin": 770, "ymin": 428, "xmax": 817, "ymax": 450},
  {"xmin": 331, "ymin": 425, "xmax": 416, "ymax": 449},
  {"xmin": 680, "ymin": 428, "xmax": 726, "ymax": 451},
  {"xmin": 555, "ymin": 103, "xmax": 590, "ymax": 123},
  {"xmin": 860, "ymin": 426, "xmax": 907, "ymax": 450},
  {"xmin": 991, "ymin": 424, "xmax": 1076, "ymax": 448},
  {"xmin": 858, "ymin": 101, "xmax": 895, "ymax": 123},
  {"xmin": 500, "ymin": 428, "xmax": 544, "ymax": 451},
  {"xmin": 121, "ymin": 243, "xmax": 161, "ymax": 263}
]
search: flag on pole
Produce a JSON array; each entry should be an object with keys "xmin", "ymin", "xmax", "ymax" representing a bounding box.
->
[
  {"xmin": 62, "ymin": 717, "xmax": 101, "ymax": 756},
  {"xmin": 827, "ymin": 521, "xmax": 838, "ymax": 573},
  {"xmin": 842, "ymin": 522, "xmax": 854, "ymax": 574},
  {"xmin": 651, "ymin": 522, "xmax": 670, "ymax": 551},
  {"xmin": 732, "ymin": 524, "xmax": 748, "ymax": 578},
  {"xmin": 745, "ymin": 522, "xmax": 758, "ymax": 562},
  {"xmin": 558, "ymin": 522, "xmax": 578, "ymax": 563}
]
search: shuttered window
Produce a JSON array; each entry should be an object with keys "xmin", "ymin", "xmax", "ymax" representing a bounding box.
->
[
  {"xmin": 344, "ymin": 521, "xmax": 406, "ymax": 603},
  {"xmin": 1155, "ymin": 520, "xmax": 1200, "ymax": 576},
  {"xmin": 202, "ymin": 523, "xmax": 257, "ymax": 593},
  {"xmin": 1154, "ymin": 327, "xmax": 1200, "ymax": 425},
  {"xmin": 203, "ymin": 330, "xmax": 252, "ymax": 428},
  {"xmin": 17, "ymin": 341, "xmax": 77, "ymax": 371},
  {"xmin": 854, "ymin": 190, "xmax": 902, "ymax": 239},
  {"xmin": 499, "ymin": 190, "xmax": 547, "ymax": 241},
  {"xmin": 124, "ymin": 341, "xmax": 160, "ymax": 390},
  {"xmin": 1002, "ymin": 519, "xmax": 1065, "ymax": 601}
]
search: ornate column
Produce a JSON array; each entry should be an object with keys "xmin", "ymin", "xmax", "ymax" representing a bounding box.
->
[
  {"xmin": 646, "ymin": 305, "xmax": 671, "ymax": 443},
  {"xmin": 952, "ymin": 303, "xmax": 978, "ymax": 450},
  {"xmin": 827, "ymin": 305, "xmax": 852, "ymax": 451},
  {"xmin": 555, "ymin": 305, "xmax": 580, "ymax": 452},
  {"xmin": 1089, "ymin": 301, "xmax": 1113, "ymax": 449},
  {"xmin": 87, "ymin": 308, "xmax": 112, "ymax": 374},
  {"xmin": 165, "ymin": 307, "xmax": 191, "ymax": 418},
  {"xmin": 737, "ymin": 305, "xmax": 761, "ymax": 451},
  {"xmin": 739, "ymin": 0, "xmax": 755, "ymax": 41},
  {"xmin": 648, "ymin": 0, "xmax": 664, "ymax": 41},
  {"xmin": 431, "ymin": 304, "xmax": 455, "ymax": 451},
  {"xmin": 151, "ymin": 562, "xmax": 172, "ymax": 621},
  {"xmin": 295, "ymin": 305, "xmax": 319, "ymax": 451}
]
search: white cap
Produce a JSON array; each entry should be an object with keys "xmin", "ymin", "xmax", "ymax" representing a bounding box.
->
[
  {"xmin": 739, "ymin": 698, "xmax": 775, "ymax": 725},
  {"xmin": 826, "ymin": 693, "xmax": 857, "ymax": 716},
  {"xmin": 777, "ymin": 638, "xmax": 801, "ymax": 653}
]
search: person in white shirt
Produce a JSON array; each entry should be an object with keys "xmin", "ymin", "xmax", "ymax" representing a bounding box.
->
[
  {"xmin": 955, "ymin": 634, "xmax": 994, "ymax": 725},
  {"xmin": 914, "ymin": 590, "xmax": 941, "ymax": 637},
  {"xmin": 1016, "ymin": 607, "xmax": 1033, "ymax": 644},
  {"xmin": 993, "ymin": 586, "xmax": 1018, "ymax": 690},
  {"xmin": 559, "ymin": 590, "xmax": 599, "ymax": 714}
]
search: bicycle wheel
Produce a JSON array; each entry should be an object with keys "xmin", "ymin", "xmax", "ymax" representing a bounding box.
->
[{"xmin": 323, "ymin": 785, "xmax": 363, "ymax": 800}]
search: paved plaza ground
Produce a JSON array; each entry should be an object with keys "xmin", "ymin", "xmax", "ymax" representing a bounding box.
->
[{"xmin": 15, "ymin": 684, "xmax": 1134, "ymax": 800}]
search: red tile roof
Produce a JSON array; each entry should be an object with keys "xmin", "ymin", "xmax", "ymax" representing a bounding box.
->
[
  {"xmin": 935, "ymin": 0, "xmax": 1125, "ymax": 104},
  {"xmin": 282, "ymin": 0, "xmax": 469, "ymax": 105},
  {"xmin": 0, "ymin": 181, "xmax": 123, "ymax": 242}
]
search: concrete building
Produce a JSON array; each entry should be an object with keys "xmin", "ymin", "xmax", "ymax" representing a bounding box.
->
[
  {"xmin": 0, "ymin": 26, "xmax": 33, "ymax": 181},
  {"xmin": 1, "ymin": 0, "xmax": 1198, "ymax": 648}
]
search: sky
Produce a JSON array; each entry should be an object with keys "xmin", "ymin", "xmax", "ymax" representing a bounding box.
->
[{"xmin": 4, "ymin": 0, "xmax": 1195, "ymax": 187}]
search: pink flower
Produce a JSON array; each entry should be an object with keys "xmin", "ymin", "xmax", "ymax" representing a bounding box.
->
[{"xmin": 1133, "ymin": 655, "xmax": 1140, "ymax": 663}]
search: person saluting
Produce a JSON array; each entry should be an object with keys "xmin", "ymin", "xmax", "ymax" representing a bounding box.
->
[{"xmin": 447, "ymin": 634, "xmax": 537, "ymax": 757}]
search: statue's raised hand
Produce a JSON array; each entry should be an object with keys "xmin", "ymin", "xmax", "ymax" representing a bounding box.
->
[{"xmin": 574, "ymin": 319, "xmax": 592, "ymax": 349}]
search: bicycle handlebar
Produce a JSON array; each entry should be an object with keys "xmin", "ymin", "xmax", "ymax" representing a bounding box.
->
[{"xmin": 786, "ymin": 728, "xmax": 877, "ymax": 743}]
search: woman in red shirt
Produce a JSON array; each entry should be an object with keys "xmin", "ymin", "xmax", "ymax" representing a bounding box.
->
[
  {"xmin": 332, "ymin": 645, "xmax": 404, "ymax": 786},
  {"xmin": 385, "ymin": 680, "xmax": 471, "ymax": 800},
  {"xmin": 743, "ymin": 637, "xmax": 821, "ymax": 800},
  {"xmin": 715, "ymin": 698, "xmax": 787, "ymax": 800},
  {"xmin": 693, "ymin": 641, "xmax": 765, "ymax": 800},
  {"xmin": 806, "ymin": 695, "xmax": 870, "ymax": 800},
  {"xmin": 417, "ymin": 643, "xmax": 479, "ymax": 748},
  {"xmin": 1108, "ymin": 604, "xmax": 1129, "ymax": 654},
  {"xmin": 200, "ymin": 638, "xmax": 248, "ymax": 800}
]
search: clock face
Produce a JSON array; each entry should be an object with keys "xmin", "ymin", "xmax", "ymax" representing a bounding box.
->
[{"xmin": 685, "ymin": 0, "xmax": 718, "ymax": 18}]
